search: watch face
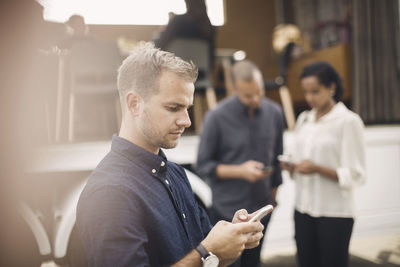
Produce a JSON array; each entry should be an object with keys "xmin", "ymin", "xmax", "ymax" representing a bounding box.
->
[{"xmin": 204, "ymin": 254, "xmax": 219, "ymax": 267}]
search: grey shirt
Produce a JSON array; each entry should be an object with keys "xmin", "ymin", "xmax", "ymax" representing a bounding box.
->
[{"xmin": 196, "ymin": 96, "xmax": 285, "ymax": 219}]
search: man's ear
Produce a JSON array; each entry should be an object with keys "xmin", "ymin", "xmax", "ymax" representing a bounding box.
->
[{"xmin": 125, "ymin": 92, "xmax": 141, "ymax": 116}]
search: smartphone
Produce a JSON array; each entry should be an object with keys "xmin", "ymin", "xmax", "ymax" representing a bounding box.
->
[
  {"xmin": 261, "ymin": 166, "xmax": 274, "ymax": 172},
  {"xmin": 248, "ymin": 204, "xmax": 274, "ymax": 222},
  {"xmin": 277, "ymin": 154, "xmax": 292, "ymax": 164}
]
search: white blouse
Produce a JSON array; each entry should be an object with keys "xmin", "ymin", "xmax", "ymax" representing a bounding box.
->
[{"xmin": 289, "ymin": 102, "xmax": 366, "ymax": 218}]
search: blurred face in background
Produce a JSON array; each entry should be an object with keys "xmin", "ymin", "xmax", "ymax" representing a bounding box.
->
[
  {"xmin": 66, "ymin": 16, "xmax": 87, "ymax": 36},
  {"xmin": 234, "ymin": 71, "xmax": 265, "ymax": 110},
  {"xmin": 300, "ymin": 75, "xmax": 335, "ymax": 111}
]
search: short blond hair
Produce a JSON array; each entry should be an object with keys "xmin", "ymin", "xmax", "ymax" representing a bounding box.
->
[
  {"xmin": 117, "ymin": 42, "xmax": 198, "ymax": 109},
  {"xmin": 231, "ymin": 60, "xmax": 263, "ymax": 82},
  {"xmin": 231, "ymin": 60, "xmax": 264, "ymax": 89}
]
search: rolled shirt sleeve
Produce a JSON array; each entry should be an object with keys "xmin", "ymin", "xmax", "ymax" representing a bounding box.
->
[{"xmin": 337, "ymin": 115, "xmax": 367, "ymax": 190}]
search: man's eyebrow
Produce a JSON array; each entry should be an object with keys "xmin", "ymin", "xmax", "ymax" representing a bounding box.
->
[{"xmin": 165, "ymin": 102, "xmax": 194, "ymax": 108}]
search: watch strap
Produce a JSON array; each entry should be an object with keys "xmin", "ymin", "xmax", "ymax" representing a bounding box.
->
[{"xmin": 195, "ymin": 243, "xmax": 210, "ymax": 259}]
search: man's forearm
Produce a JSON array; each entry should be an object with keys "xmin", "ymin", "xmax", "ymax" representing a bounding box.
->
[
  {"xmin": 216, "ymin": 164, "xmax": 243, "ymax": 179},
  {"xmin": 171, "ymin": 248, "xmax": 232, "ymax": 267},
  {"xmin": 171, "ymin": 249, "xmax": 202, "ymax": 267}
]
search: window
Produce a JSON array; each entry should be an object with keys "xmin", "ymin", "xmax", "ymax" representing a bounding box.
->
[{"xmin": 39, "ymin": 0, "xmax": 224, "ymax": 25}]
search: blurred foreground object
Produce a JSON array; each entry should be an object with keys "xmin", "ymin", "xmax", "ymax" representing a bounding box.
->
[
  {"xmin": 273, "ymin": 24, "xmax": 303, "ymax": 55},
  {"xmin": 271, "ymin": 24, "xmax": 305, "ymax": 131}
]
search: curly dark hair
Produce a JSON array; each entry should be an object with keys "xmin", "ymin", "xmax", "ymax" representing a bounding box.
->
[{"xmin": 300, "ymin": 61, "xmax": 344, "ymax": 102}]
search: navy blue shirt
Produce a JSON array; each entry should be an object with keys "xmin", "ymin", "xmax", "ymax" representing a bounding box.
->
[
  {"xmin": 77, "ymin": 135, "xmax": 212, "ymax": 267},
  {"xmin": 196, "ymin": 96, "xmax": 285, "ymax": 219}
]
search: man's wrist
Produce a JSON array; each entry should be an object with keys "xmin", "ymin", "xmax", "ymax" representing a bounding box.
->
[
  {"xmin": 195, "ymin": 242, "xmax": 219, "ymax": 267},
  {"xmin": 197, "ymin": 241, "xmax": 213, "ymax": 256},
  {"xmin": 195, "ymin": 243, "xmax": 210, "ymax": 257}
]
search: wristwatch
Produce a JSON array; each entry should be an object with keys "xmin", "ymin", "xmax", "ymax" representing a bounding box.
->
[{"xmin": 195, "ymin": 243, "xmax": 219, "ymax": 267}]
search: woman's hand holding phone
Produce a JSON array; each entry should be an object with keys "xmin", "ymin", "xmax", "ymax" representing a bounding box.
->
[{"xmin": 278, "ymin": 154, "xmax": 295, "ymax": 173}]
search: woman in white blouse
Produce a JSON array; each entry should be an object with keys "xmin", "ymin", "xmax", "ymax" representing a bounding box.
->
[{"xmin": 280, "ymin": 61, "xmax": 366, "ymax": 267}]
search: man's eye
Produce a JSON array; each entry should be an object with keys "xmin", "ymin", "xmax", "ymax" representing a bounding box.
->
[{"xmin": 167, "ymin": 106, "xmax": 179, "ymax": 112}]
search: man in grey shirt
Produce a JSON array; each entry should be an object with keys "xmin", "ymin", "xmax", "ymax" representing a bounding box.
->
[{"xmin": 196, "ymin": 60, "xmax": 285, "ymax": 267}]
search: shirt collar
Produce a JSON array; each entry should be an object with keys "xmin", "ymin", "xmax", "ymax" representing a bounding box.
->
[
  {"xmin": 233, "ymin": 95, "xmax": 261, "ymax": 117},
  {"xmin": 308, "ymin": 101, "xmax": 347, "ymax": 122},
  {"xmin": 111, "ymin": 135, "xmax": 168, "ymax": 178}
]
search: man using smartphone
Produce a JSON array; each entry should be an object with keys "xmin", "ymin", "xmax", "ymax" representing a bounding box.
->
[
  {"xmin": 76, "ymin": 43, "xmax": 264, "ymax": 267},
  {"xmin": 196, "ymin": 60, "xmax": 285, "ymax": 267}
]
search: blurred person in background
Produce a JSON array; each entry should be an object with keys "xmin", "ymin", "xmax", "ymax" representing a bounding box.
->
[
  {"xmin": 57, "ymin": 14, "xmax": 94, "ymax": 49},
  {"xmin": 280, "ymin": 61, "xmax": 366, "ymax": 267},
  {"xmin": 154, "ymin": 0, "xmax": 215, "ymax": 65},
  {"xmin": 196, "ymin": 60, "xmax": 286, "ymax": 267}
]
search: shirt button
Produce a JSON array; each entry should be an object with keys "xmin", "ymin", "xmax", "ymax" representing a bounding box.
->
[
  {"xmin": 151, "ymin": 169, "xmax": 156, "ymax": 174},
  {"xmin": 182, "ymin": 213, "xmax": 186, "ymax": 219},
  {"xmin": 161, "ymin": 161, "xmax": 165, "ymax": 167},
  {"xmin": 165, "ymin": 179, "xmax": 169, "ymax": 185}
]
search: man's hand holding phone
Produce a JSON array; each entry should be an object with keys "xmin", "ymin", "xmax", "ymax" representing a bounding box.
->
[
  {"xmin": 231, "ymin": 205, "xmax": 274, "ymax": 249},
  {"xmin": 240, "ymin": 160, "xmax": 272, "ymax": 182},
  {"xmin": 202, "ymin": 219, "xmax": 264, "ymax": 265},
  {"xmin": 233, "ymin": 205, "xmax": 274, "ymax": 227},
  {"xmin": 231, "ymin": 206, "xmax": 273, "ymax": 250},
  {"xmin": 248, "ymin": 204, "xmax": 274, "ymax": 222},
  {"xmin": 261, "ymin": 165, "xmax": 274, "ymax": 173}
]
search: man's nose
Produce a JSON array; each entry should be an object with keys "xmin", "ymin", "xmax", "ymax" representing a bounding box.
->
[
  {"xmin": 176, "ymin": 110, "xmax": 191, "ymax": 128},
  {"xmin": 252, "ymin": 95, "xmax": 261, "ymax": 105}
]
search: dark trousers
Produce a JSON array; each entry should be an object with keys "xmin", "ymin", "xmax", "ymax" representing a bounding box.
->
[
  {"xmin": 294, "ymin": 210, "xmax": 354, "ymax": 267},
  {"xmin": 209, "ymin": 206, "xmax": 271, "ymax": 267}
]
